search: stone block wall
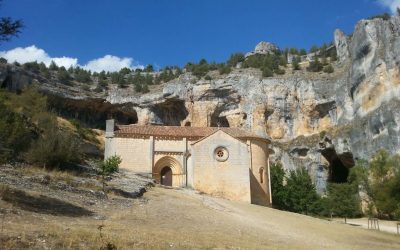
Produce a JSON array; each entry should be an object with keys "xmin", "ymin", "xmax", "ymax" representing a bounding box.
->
[{"xmin": 191, "ymin": 131, "xmax": 251, "ymax": 203}]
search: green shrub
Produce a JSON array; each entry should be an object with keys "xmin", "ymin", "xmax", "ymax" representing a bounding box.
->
[
  {"xmin": 218, "ymin": 64, "xmax": 231, "ymax": 75},
  {"xmin": 350, "ymin": 150, "xmax": 400, "ymax": 219},
  {"xmin": 74, "ymin": 67, "xmax": 92, "ymax": 83},
  {"xmin": 326, "ymin": 183, "xmax": 361, "ymax": 221},
  {"xmin": 141, "ymin": 83, "xmax": 149, "ymax": 93},
  {"xmin": 307, "ymin": 58, "xmax": 323, "ymax": 72},
  {"xmin": 274, "ymin": 68, "xmax": 285, "ymax": 75},
  {"xmin": 262, "ymin": 67, "xmax": 273, "ymax": 77},
  {"xmin": 368, "ymin": 13, "xmax": 391, "ymax": 21},
  {"xmin": 23, "ymin": 61, "xmax": 40, "ymax": 73},
  {"xmin": 26, "ymin": 118, "xmax": 81, "ymax": 168},
  {"xmin": 270, "ymin": 162, "xmax": 286, "ymax": 209},
  {"xmin": 0, "ymin": 101, "xmax": 33, "ymax": 163},
  {"xmin": 49, "ymin": 61, "xmax": 58, "ymax": 71},
  {"xmin": 292, "ymin": 57, "xmax": 301, "ymax": 70},
  {"xmin": 227, "ymin": 53, "xmax": 245, "ymax": 67},
  {"xmin": 323, "ymin": 64, "xmax": 334, "ymax": 73},
  {"xmin": 99, "ymin": 155, "xmax": 122, "ymax": 175},
  {"xmin": 284, "ymin": 167, "xmax": 320, "ymax": 215},
  {"xmin": 57, "ymin": 67, "xmax": 72, "ymax": 85},
  {"xmin": 204, "ymin": 75, "xmax": 212, "ymax": 80},
  {"xmin": 144, "ymin": 64, "xmax": 154, "ymax": 72},
  {"xmin": 70, "ymin": 119, "xmax": 99, "ymax": 144}
]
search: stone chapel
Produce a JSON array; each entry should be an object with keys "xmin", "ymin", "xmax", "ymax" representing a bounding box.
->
[{"xmin": 104, "ymin": 119, "xmax": 272, "ymax": 206}]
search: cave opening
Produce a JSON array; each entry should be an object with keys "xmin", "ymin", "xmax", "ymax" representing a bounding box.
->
[
  {"xmin": 210, "ymin": 105, "xmax": 230, "ymax": 127},
  {"xmin": 47, "ymin": 95, "xmax": 138, "ymax": 129},
  {"xmin": 151, "ymin": 99, "xmax": 188, "ymax": 126},
  {"xmin": 329, "ymin": 157, "xmax": 349, "ymax": 183},
  {"xmin": 321, "ymin": 147, "xmax": 354, "ymax": 184},
  {"xmin": 211, "ymin": 116, "xmax": 229, "ymax": 127}
]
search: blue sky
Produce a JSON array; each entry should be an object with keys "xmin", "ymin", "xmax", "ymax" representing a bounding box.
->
[{"xmin": 0, "ymin": 0, "xmax": 398, "ymax": 71}]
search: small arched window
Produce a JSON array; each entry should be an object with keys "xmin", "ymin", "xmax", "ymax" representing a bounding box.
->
[{"xmin": 259, "ymin": 167, "xmax": 264, "ymax": 183}]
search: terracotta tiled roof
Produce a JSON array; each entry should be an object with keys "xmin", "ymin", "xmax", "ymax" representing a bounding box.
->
[{"xmin": 115, "ymin": 125, "xmax": 269, "ymax": 141}]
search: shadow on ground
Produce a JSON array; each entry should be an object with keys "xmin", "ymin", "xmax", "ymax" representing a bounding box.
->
[{"xmin": 1, "ymin": 188, "xmax": 93, "ymax": 217}]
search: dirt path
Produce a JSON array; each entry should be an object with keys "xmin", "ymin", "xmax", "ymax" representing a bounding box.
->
[{"xmin": 333, "ymin": 218, "xmax": 400, "ymax": 234}]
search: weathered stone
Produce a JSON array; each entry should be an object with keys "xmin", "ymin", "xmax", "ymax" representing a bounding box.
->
[{"xmin": 334, "ymin": 29, "xmax": 349, "ymax": 63}]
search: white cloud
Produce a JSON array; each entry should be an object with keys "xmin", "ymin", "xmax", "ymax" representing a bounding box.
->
[
  {"xmin": 83, "ymin": 55, "xmax": 142, "ymax": 72},
  {"xmin": 0, "ymin": 45, "xmax": 143, "ymax": 72},
  {"xmin": 379, "ymin": 0, "xmax": 400, "ymax": 14},
  {"xmin": 0, "ymin": 45, "xmax": 78, "ymax": 68}
]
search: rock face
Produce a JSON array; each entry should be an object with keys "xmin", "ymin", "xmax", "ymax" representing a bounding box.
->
[
  {"xmin": 245, "ymin": 41, "xmax": 278, "ymax": 57},
  {"xmin": 106, "ymin": 16, "xmax": 400, "ymax": 193},
  {"xmin": 2, "ymin": 16, "xmax": 400, "ymax": 193},
  {"xmin": 334, "ymin": 29, "xmax": 349, "ymax": 64}
]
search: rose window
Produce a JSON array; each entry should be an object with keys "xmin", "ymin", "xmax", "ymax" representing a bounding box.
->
[{"xmin": 214, "ymin": 147, "xmax": 229, "ymax": 162}]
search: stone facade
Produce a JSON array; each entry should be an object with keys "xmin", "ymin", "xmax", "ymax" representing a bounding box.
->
[{"xmin": 104, "ymin": 120, "xmax": 272, "ymax": 205}]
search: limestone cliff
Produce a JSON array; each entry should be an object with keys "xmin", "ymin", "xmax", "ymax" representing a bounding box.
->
[
  {"xmin": 106, "ymin": 16, "xmax": 400, "ymax": 192},
  {"xmin": 1, "ymin": 16, "xmax": 400, "ymax": 193}
]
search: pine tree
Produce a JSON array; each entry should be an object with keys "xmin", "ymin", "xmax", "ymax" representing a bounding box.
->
[
  {"xmin": 0, "ymin": 0, "xmax": 23, "ymax": 43},
  {"xmin": 284, "ymin": 167, "xmax": 320, "ymax": 215},
  {"xmin": 326, "ymin": 183, "xmax": 361, "ymax": 223}
]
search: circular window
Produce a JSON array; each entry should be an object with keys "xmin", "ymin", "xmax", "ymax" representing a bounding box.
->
[{"xmin": 214, "ymin": 147, "xmax": 229, "ymax": 162}]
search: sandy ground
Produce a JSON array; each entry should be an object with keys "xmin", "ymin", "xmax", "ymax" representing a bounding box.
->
[{"xmin": 1, "ymin": 185, "xmax": 400, "ymax": 249}]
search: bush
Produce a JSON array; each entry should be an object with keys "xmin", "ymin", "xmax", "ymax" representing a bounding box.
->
[
  {"xmin": 26, "ymin": 118, "xmax": 81, "ymax": 168},
  {"xmin": 284, "ymin": 167, "xmax": 320, "ymax": 215},
  {"xmin": 307, "ymin": 58, "xmax": 323, "ymax": 72},
  {"xmin": 141, "ymin": 83, "xmax": 149, "ymax": 93},
  {"xmin": 270, "ymin": 162, "xmax": 286, "ymax": 209},
  {"xmin": 74, "ymin": 67, "xmax": 92, "ymax": 83},
  {"xmin": 326, "ymin": 183, "xmax": 361, "ymax": 221},
  {"xmin": 49, "ymin": 61, "xmax": 58, "ymax": 71},
  {"xmin": 262, "ymin": 67, "xmax": 273, "ymax": 77},
  {"xmin": 274, "ymin": 68, "xmax": 285, "ymax": 75},
  {"xmin": 0, "ymin": 101, "xmax": 33, "ymax": 163},
  {"xmin": 270, "ymin": 163, "xmax": 320, "ymax": 214},
  {"xmin": 144, "ymin": 64, "xmax": 154, "ymax": 72},
  {"xmin": 70, "ymin": 119, "xmax": 99, "ymax": 143},
  {"xmin": 218, "ymin": 64, "xmax": 231, "ymax": 75},
  {"xmin": 271, "ymin": 162, "xmax": 364, "ymax": 219},
  {"xmin": 368, "ymin": 13, "xmax": 391, "ymax": 21},
  {"xmin": 186, "ymin": 59, "xmax": 210, "ymax": 78},
  {"xmin": 57, "ymin": 67, "xmax": 72, "ymax": 85},
  {"xmin": 99, "ymin": 155, "xmax": 122, "ymax": 175},
  {"xmin": 23, "ymin": 61, "xmax": 40, "ymax": 73},
  {"xmin": 292, "ymin": 57, "xmax": 300, "ymax": 70},
  {"xmin": 350, "ymin": 150, "xmax": 400, "ymax": 219},
  {"xmin": 204, "ymin": 75, "xmax": 212, "ymax": 80},
  {"xmin": 323, "ymin": 64, "xmax": 334, "ymax": 73},
  {"xmin": 227, "ymin": 53, "xmax": 245, "ymax": 67}
]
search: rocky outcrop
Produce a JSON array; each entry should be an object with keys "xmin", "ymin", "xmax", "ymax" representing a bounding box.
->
[
  {"xmin": 245, "ymin": 41, "xmax": 278, "ymax": 58},
  {"xmin": 334, "ymin": 29, "xmax": 350, "ymax": 64}
]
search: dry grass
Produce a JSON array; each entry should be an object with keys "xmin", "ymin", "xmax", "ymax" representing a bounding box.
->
[
  {"xmin": 56, "ymin": 117, "xmax": 77, "ymax": 132},
  {"xmin": 1, "ymin": 186, "xmax": 400, "ymax": 249}
]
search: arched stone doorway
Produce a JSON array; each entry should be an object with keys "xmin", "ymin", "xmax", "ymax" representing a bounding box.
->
[
  {"xmin": 160, "ymin": 166, "xmax": 172, "ymax": 186},
  {"xmin": 153, "ymin": 156, "xmax": 184, "ymax": 187}
]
